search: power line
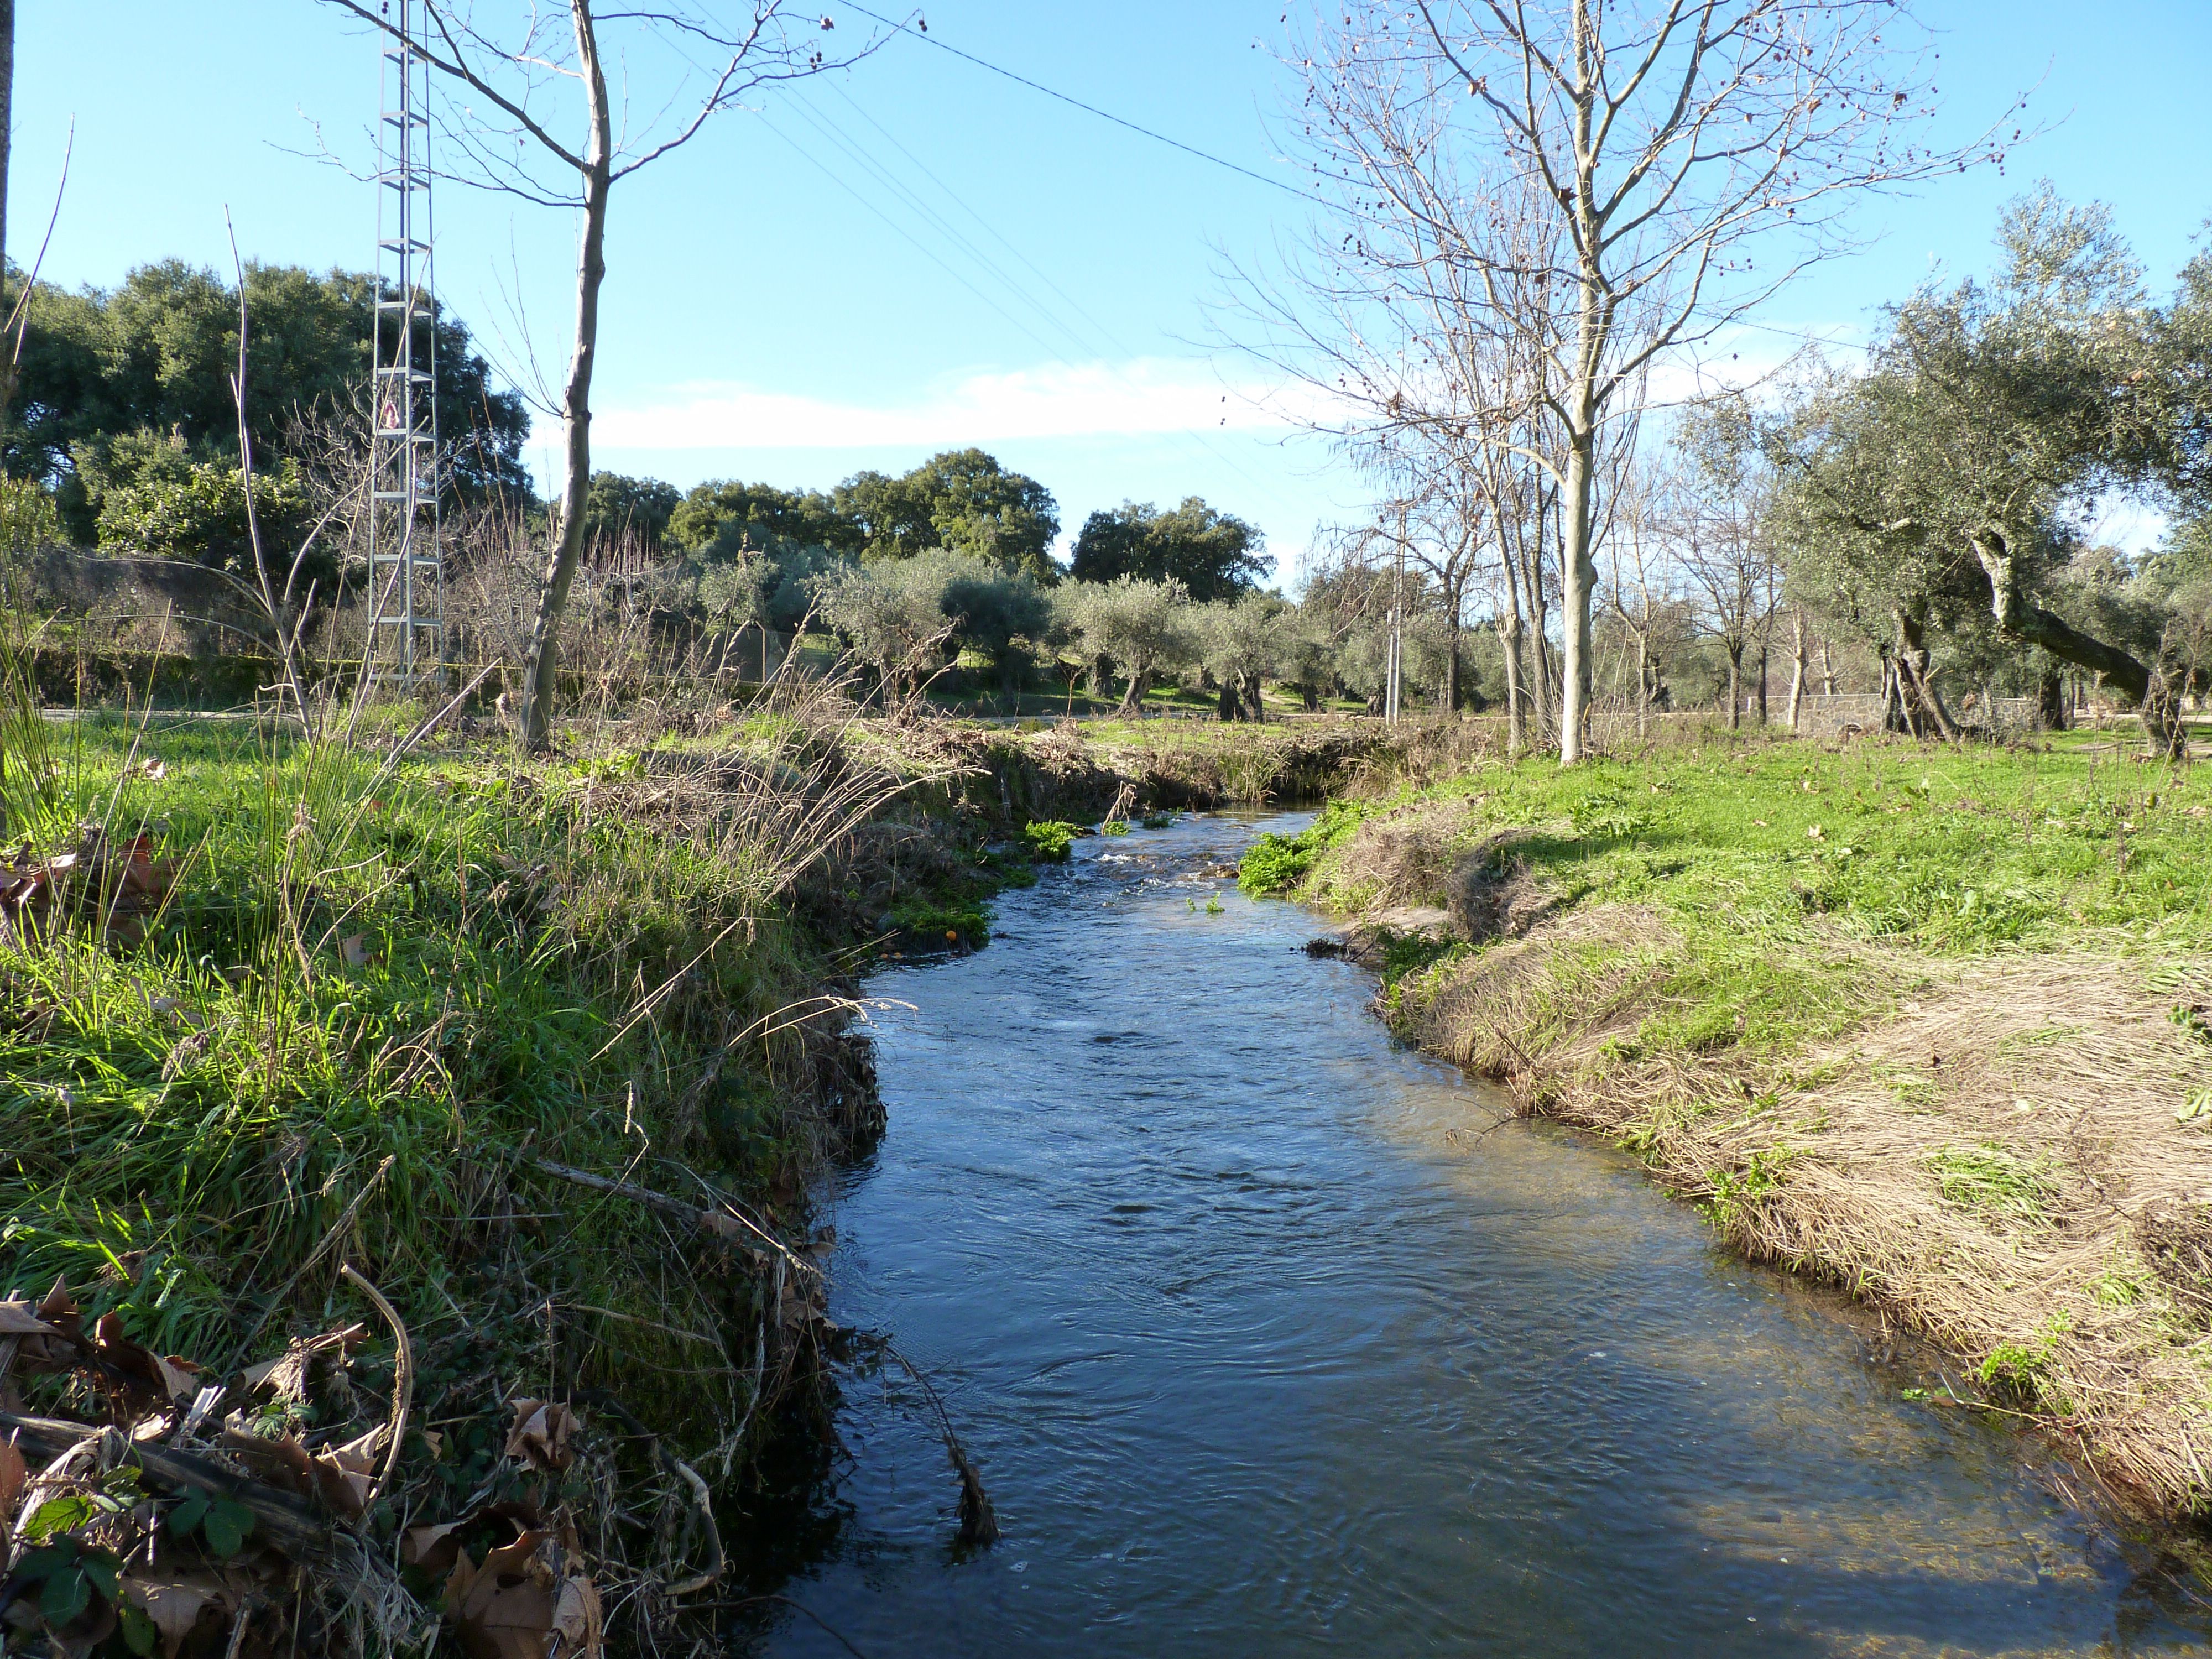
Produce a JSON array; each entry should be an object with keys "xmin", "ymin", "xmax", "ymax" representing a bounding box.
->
[
  {"xmin": 768, "ymin": 90, "xmax": 1282, "ymax": 497},
  {"xmin": 840, "ymin": 3, "xmax": 1315, "ymax": 202}
]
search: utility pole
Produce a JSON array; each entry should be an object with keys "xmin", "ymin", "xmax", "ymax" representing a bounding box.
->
[
  {"xmin": 367, "ymin": 0, "xmax": 445, "ymax": 686},
  {"xmin": 0, "ymin": 0, "xmax": 13, "ymax": 293}
]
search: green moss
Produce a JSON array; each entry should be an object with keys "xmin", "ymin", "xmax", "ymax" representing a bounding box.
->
[{"xmin": 885, "ymin": 898, "xmax": 992, "ymax": 946}]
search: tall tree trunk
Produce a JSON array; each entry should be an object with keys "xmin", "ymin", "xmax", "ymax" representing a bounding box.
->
[
  {"xmin": 1893, "ymin": 608, "xmax": 1960, "ymax": 743},
  {"xmin": 0, "ymin": 0, "xmax": 14, "ymax": 427},
  {"xmin": 1818, "ymin": 635, "xmax": 1837, "ymax": 696},
  {"xmin": 1755, "ymin": 639, "xmax": 1770, "ymax": 727},
  {"xmin": 1635, "ymin": 628, "xmax": 1650, "ymax": 739},
  {"xmin": 2036, "ymin": 664, "xmax": 2068, "ymax": 731},
  {"xmin": 1245, "ymin": 670, "xmax": 1264, "ymax": 724},
  {"xmin": 1117, "ymin": 666, "xmax": 1152, "ymax": 718},
  {"xmin": 1726, "ymin": 643, "xmax": 1743, "ymax": 731},
  {"xmin": 1786, "ymin": 611, "xmax": 1806, "ymax": 732},
  {"xmin": 516, "ymin": 1, "xmax": 611, "ymax": 750},
  {"xmin": 0, "ymin": 0, "xmax": 11, "ymax": 287},
  {"xmin": 1445, "ymin": 609, "xmax": 1462, "ymax": 713},
  {"xmin": 1558, "ymin": 422, "xmax": 1596, "ymax": 763},
  {"xmin": 1495, "ymin": 612, "xmax": 1526, "ymax": 757},
  {"xmin": 1217, "ymin": 677, "xmax": 1239, "ymax": 722},
  {"xmin": 1522, "ymin": 479, "xmax": 1557, "ymax": 739}
]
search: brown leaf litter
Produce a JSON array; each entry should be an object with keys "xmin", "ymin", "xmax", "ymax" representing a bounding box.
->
[
  {"xmin": 0, "ymin": 825, "xmax": 178, "ymax": 948},
  {"xmin": 0, "ymin": 1275, "xmax": 637, "ymax": 1657}
]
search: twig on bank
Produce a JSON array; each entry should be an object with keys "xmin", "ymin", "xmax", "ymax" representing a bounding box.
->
[
  {"xmin": 574, "ymin": 1389, "xmax": 724, "ymax": 1598},
  {"xmin": 338, "ymin": 1263, "xmax": 412, "ymax": 1511},
  {"xmin": 530, "ymin": 1155, "xmax": 810, "ymax": 1279},
  {"xmin": 0, "ymin": 1411, "xmax": 338, "ymax": 1566},
  {"xmin": 658, "ymin": 1452, "xmax": 724, "ymax": 1597}
]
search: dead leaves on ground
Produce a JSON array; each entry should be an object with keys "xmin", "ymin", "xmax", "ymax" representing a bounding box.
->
[
  {"xmin": 0, "ymin": 825, "xmax": 178, "ymax": 949},
  {"xmin": 0, "ymin": 1279, "xmax": 599, "ymax": 1656},
  {"xmin": 442, "ymin": 1524, "xmax": 602, "ymax": 1659},
  {"xmin": 0, "ymin": 1277, "xmax": 612, "ymax": 1656},
  {"xmin": 504, "ymin": 1399, "xmax": 577, "ymax": 1474}
]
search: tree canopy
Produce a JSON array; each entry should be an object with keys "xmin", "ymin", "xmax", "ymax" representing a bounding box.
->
[
  {"xmin": 1068, "ymin": 497, "xmax": 1270, "ymax": 601},
  {"xmin": 9, "ymin": 260, "xmax": 531, "ymax": 545},
  {"xmin": 582, "ymin": 472, "xmax": 683, "ymax": 547},
  {"xmin": 833, "ymin": 449, "xmax": 1060, "ymax": 578}
]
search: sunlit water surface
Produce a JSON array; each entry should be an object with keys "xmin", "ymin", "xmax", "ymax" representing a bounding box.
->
[{"xmin": 747, "ymin": 811, "xmax": 2211, "ymax": 1657}]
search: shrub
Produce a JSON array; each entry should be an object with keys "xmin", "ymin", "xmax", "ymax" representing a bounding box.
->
[
  {"xmin": 1021, "ymin": 820, "xmax": 1079, "ymax": 862},
  {"xmin": 1239, "ymin": 830, "xmax": 1316, "ymax": 895}
]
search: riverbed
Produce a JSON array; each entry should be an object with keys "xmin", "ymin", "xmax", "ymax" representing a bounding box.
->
[{"xmin": 749, "ymin": 811, "xmax": 2212, "ymax": 1656}]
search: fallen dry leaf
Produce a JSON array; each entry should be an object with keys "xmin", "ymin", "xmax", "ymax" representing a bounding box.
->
[
  {"xmin": 0, "ymin": 1438, "xmax": 25, "ymax": 1550},
  {"xmin": 340, "ymin": 934, "xmax": 373, "ymax": 967},
  {"xmin": 221, "ymin": 1426, "xmax": 319, "ymax": 1501},
  {"xmin": 504, "ymin": 1400, "xmax": 576, "ymax": 1474},
  {"xmin": 311, "ymin": 1429, "xmax": 382, "ymax": 1519},
  {"xmin": 123, "ymin": 1571, "xmax": 238, "ymax": 1659},
  {"xmin": 404, "ymin": 1520, "xmax": 470, "ymax": 1579},
  {"xmin": 88, "ymin": 1311, "xmax": 200, "ymax": 1416},
  {"xmin": 451, "ymin": 1529, "xmax": 601, "ymax": 1659},
  {"xmin": 134, "ymin": 759, "xmax": 167, "ymax": 782},
  {"xmin": 0, "ymin": 1300, "xmax": 60, "ymax": 1338}
]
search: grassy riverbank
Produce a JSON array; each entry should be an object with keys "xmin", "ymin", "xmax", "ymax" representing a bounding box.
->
[
  {"xmin": 1243, "ymin": 730, "xmax": 2212, "ymax": 1516},
  {"xmin": 0, "ymin": 689, "xmax": 1018, "ymax": 1650},
  {"xmin": 0, "ymin": 689, "xmax": 1395, "ymax": 1650}
]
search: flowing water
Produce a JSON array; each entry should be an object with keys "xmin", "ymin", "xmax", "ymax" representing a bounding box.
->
[{"xmin": 748, "ymin": 811, "xmax": 2212, "ymax": 1657}]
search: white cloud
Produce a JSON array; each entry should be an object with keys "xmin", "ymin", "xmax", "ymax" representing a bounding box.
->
[{"xmin": 594, "ymin": 358, "xmax": 1306, "ymax": 451}]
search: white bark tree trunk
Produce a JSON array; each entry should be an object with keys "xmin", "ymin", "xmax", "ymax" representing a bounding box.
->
[{"xmin": 1786, "ymin": 610, "xmax": 1806, "ymax": 731}]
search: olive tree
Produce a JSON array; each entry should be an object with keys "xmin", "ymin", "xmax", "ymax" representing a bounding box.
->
[
  {"xmin": 1193, "ymin": 592, "xmax": 1293, "ymax": 722},
  {"xmin": 1057, "ymin": 577, "xmax": 1192, "ymax": 717},
  {"xmin": 1771, "ymin": 192, "xmax": 2185, "ymax": 754}
]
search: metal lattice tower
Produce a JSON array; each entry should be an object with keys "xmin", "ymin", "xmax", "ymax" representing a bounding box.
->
[{"xmin": 368, "ymin": 0, "xmax": 442, "ymax": 684}]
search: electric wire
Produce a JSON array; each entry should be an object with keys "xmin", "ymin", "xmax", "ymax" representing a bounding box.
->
[
  {"xmin": 763, "ymin": 91, "xmax": 1281, "ymax": 496},
  {"xmin": 842, "ymin": 1, "xmax": 1315, "ymax": 202},
  {"xmin": 754, "ymin": 113, "xmax": 1072, "ymax": 367},
  {"xmin": 780, "ymin": 91, "xmax": 1100, "ymax": 362}
]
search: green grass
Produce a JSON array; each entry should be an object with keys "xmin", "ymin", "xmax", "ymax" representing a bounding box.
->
[
  {"xmin": 1241, "ymin": 732, "xmax": 2211, "ymax": 1065},
  {"xmin": 1926, "ymin": 1143, "xmax": 2060, "ymax": 1224},
  {"xmin": 0, "ymin": 709, "xmax": 853, "ymax": 1504}
]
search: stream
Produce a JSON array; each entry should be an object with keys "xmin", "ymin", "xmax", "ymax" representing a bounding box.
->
[{"xmin": 748, "ymin": 810, "xmax": 2212, "ymax": 1656}]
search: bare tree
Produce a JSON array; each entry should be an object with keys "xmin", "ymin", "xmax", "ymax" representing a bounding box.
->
[
  {"xmin": 314, "ymin": 0, "xmax": 883, "ymax": 748},
  {"xmin": 1667, "ymin": 414, "xmax": 1781, "ymax": 728},
  {"xmin": 1605, "ymin": 455, "xmax": 1692, "ymax": 737},
  {"xmin": 1262, "ymin": 0, "xmax": 2012, "ymax": 764}
]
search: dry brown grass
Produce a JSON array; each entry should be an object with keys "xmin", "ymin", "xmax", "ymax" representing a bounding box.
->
[{"xmin": 1398, "ymin": 910, "xmax": 2212, "ymax": 1515}]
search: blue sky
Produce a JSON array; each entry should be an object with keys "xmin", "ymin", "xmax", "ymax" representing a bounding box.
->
[{"xmin": 15, "ymin": 2, "xmax": 2212, "ymax": 578}]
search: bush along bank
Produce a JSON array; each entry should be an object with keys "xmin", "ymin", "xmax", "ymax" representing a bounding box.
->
[{"xmin": 1243, "ymin": 732, "xmax": 2212, "ymax": 1519}]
